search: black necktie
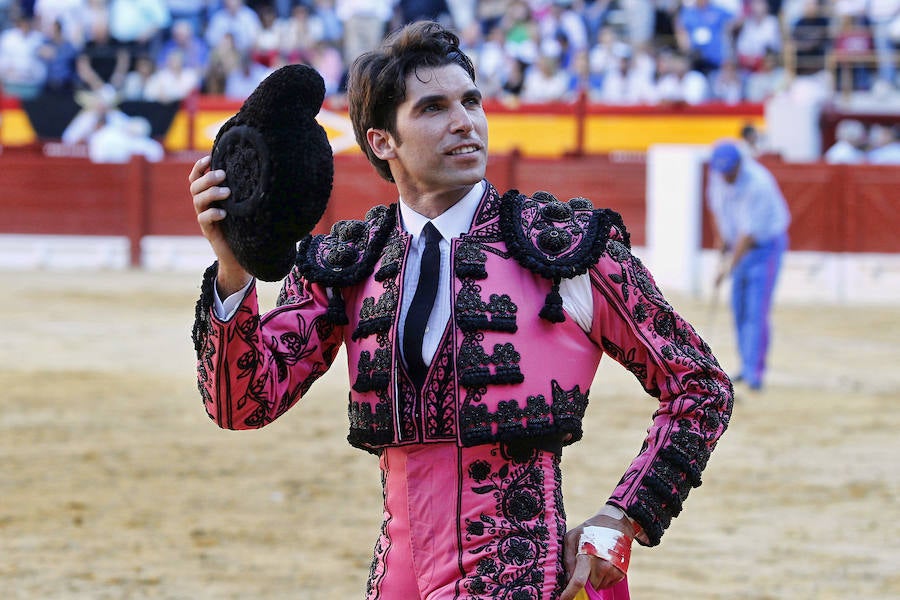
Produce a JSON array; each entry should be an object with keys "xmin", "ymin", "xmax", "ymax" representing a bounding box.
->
[{"xmin": 403, "ymin": 222, "xmax": 442, "ymax": 389}]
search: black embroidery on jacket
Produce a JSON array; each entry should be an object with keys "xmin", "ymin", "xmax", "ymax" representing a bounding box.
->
[
  {"xmin": 297, "ymin": 204, "xmax": 397, "ymax": 324},
  {"xmin": 421, "ymin": 326, "xmax": 457, "ymax": 440},
  {"xmin": 191, "ymin": 262, "xmax": 218, "ymax": 360},
  {"xmin": 348, "ymin": 389, "xmax": 394, "ymax": 452},
  {"xmin": 500, "ymin": 189, "xmax": 629, "ymax": 322},
  {"xmin": 192, "ymin": 262, "xmax": 219, "ymax": 409},
  {"xmin": 459, "ymin": 381, "xmax": 588, "ymax": 447},
  {"xmin": 349, "ymin": 225, "xmax": 404, "ymax": 444},
  {"xmin": 597, "ymin": 236, "xmax": 733, "ymax": 546}
]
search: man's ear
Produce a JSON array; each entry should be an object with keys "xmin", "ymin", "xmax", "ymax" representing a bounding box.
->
[{"xmin": 366, "ymin": 128, "xmax": 398, "ymax": 161}]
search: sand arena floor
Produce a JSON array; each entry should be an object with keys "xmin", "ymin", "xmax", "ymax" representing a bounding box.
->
[{"xmin": 1, "ymin": 269, "xmax": 897, "ymax": 599}]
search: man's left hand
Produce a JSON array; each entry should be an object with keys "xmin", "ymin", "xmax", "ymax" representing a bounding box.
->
[{"xmin": 559, "ymin": 511, "xmax": 635, "ymax": 600}]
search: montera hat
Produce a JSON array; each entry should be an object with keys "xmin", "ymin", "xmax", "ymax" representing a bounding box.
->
[{"xmin": 211, "ymin": 64, "xmax": 334, "ymax": 281}]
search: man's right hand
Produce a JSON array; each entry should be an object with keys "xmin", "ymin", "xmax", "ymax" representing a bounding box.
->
[{"xmin": 189, "ymin": 155, "xmax": 252, "ymax": 297}]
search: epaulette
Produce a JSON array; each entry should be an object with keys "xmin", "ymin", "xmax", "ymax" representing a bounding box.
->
[
  {"xmin": 500, "ymin": 189, "xmax": 630, "ymax": 323},
  {"xmin": 296, "ymin": 204, "xmax": 397, "ymax": 324}
]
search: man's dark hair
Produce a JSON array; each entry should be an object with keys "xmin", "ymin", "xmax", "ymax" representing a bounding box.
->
[{"xmin": 347, "ymin": 21, "xmax": 476, "ymax": 182}]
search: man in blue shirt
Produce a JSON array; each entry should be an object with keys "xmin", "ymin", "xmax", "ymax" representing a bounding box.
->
[
  {"xmin": 677, "ymin": 0, "xmax": 735, "ymax": 74},
  {"xmin": 707, "ymin": 140, "xmax": 790, "ymax": 391}
]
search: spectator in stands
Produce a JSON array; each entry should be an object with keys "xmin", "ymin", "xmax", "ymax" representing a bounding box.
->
[
  {"xmin": 735, "ymin": 0, "xmax": 782, "ymax": 72},
  {"xmin": 37, "ymin": 17, "xmax": 78, "ymax": 93},
  {"xmin": 0, "ymin": 0, "xmax": 13, "ymax": 32},
  {"xmin": 62, "ymin": 83, "xmax": 123, "ymax": 144},
  {"xmin": 164, "ymin": 0, "xmax": 209, "ymax": 37},
  {"xmin": 73, "ymin": 0, "xmax": 114, "ymax": 47},
  {"xmin": 121, "ymin": 52, "xmax": 157, "ymax": 99},
  {"xmin": 567, "ymin": 48, "xmax": 604, "ymax": 100},
  {"xmin": 75, "ymin": 14, "xmax": 130, "ymax": 92},
  {"xmin": 307, "ymin": 38, "xmax": 344, "ymax": 95},
  {"xmin": 866, "ymin": 0, "xmax": 900, "ymax": 91},
  {"xmin": 652, "ymin": 0, "xmax": 680, "ymax": 46},
  {"xmin": 790, "ymin": 0, "xmax": 831, "ymax": 76},
  {"xmin": 501, "ymin": 56, "xmax": 528, "ymax": 102},
  {"xmin": 279, "ymin": 2, "xmax": 324, "ymax": 64},
  {"xmin": 499, "ymin": 0, "xmax": 538, "ymax": 63},
  {"xmin": 256, "ymin": 0, "xmax": 292, "ymax": 20},
  {"xmin": 675, "ymin": 0, "xmax": 737, "ymax": 74},
  {"xmin": 596, "ymin": 50, "xmax": 658, "ymax": 105},
  {"xmin": 87, "ymin": 112, "xmax": 165, "ymax": 163},
  {"xmin": 205, "ymin": 0, "xmax": 261, "ymax": 54},
  {"xmin": 823, "ymin": 118, "xmax": 867, "ymax": 163},
  {"xmin": 224, "ymin": 52, "xmax": 272, "ymax": 100},
  {"xmin": 446, "ymin": 0, "xmax": 476, "ymax": 31},
  {"xmin": 250, "ymin": 3, "xmax": 282, "ymax": 66},
  {"xmin": 832, "ymin": 11, "xmax": 875, "ymax": 91},
  {"xmin": 866, "ymin": 123, "xmax": 900, "ymax": 163},
  {"xmin": 710, "ymin": 58, "xmax": 745, "ymax": 103},
  {"xmin": 588, "ymin": 25, "xmax": 632, "ymax": 77},
  {"xmin": 475, "ymin": 0, "xmax": 511, "ymax": 36},
  {"xmin": 144, "ymin": 47, "xmax": 200, "ymax": 102},
  {"xmin": 157, "ymin": 18, "xmax": 208, "ymax": 72},
  {"xmin": 34, "ymin": 0, "xmax": 85, "ymax": 46},
  {"xmin": 707, "ymin": 139, "xmax": 791, "ymax": 392},
  {"xmin": 109, "ymin": 0, "xmax": 171, "ymax": 58},
  {"xmin": 0, "ymin": 13, "xmax": 47, "ymax": 99},
  {"xmin": 745, "ymin": 49, "xmax": 787, "ymax": 100},
  {"xmin": 739, "ymin": 122, "xmax": 766, "ymax": 156},
  {"xmin": 310, "ymin": 0, "xmax": 343, "ymax": 45},
  {"xmin": 655, "ymin": 50, "xmax": 710, "ymax": 105},
  {"xmin": 618, "ymin": 0, "xmax": 656, "ymax": 47},
  {"xmin": 520, "ymin": 39, "xmax": 571, "ymax": 103},
  {"xmin": 395, "ymin": 0, "xmax": 452, "ymax": 26},
  {"xmin": 335, "ymin": 0, "xmax": 394, "ymax": 63},
  {"xmin": 537, "ymin": 0, "xmax": 589, "ymax": 55},
  {"xmin": 203, "ymin": 30, "xmax": 241, "ymax": 94},
  {"xmin": 470, "ymin": 22, "xmax": 521, "ymax": 100}
]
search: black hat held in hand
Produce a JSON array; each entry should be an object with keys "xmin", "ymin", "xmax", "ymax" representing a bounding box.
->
[{"xmin": 211, "ymin": 64, "xmax": 334, "ymax": 281}]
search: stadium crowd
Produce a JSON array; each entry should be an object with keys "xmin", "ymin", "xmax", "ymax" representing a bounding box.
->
[{"xmin": 1, "ymin": 0, "xmax": 898, "ymax": 108}]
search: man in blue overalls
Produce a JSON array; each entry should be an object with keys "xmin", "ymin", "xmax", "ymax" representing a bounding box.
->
[{"xmin": 707, "ymin": 140, "xmax": 791, "ymax": 391}]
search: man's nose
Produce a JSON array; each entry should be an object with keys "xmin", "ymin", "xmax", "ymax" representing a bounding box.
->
[{"xmin": 449, "ymin": 104, "xmax": 474, "ymax": 133}]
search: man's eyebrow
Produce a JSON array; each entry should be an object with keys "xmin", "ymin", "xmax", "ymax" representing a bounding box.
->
[
  {"xmin": 412, "ymin": 94, "xmax": 448, "ymax": 110},
  {"xmin": 411, "ymin": 88, "xmax": 482, "ymax": 110}
]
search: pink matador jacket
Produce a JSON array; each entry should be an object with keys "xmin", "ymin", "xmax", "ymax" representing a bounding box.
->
[{"xmin": 191, "ymin": 183, "xmax": 734, "ymax": 546}]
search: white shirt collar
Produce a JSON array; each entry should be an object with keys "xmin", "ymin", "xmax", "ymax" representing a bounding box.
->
[{"xmin": 398, "ymin": 180, "xmax": 486, "ymax": 243}]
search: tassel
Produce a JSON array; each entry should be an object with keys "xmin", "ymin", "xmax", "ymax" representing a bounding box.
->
[
  {"xmin": 326, "ymin": 288, "xmax": 349, "ymax": 325},
  {"xmin": 539, "ymin": 278, "xmax": 566, "ymax": 323}
]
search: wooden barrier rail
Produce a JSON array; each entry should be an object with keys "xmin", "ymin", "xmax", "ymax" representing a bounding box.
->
[{"xmin": 1, "ymin": 150, "xmax": 897, "ymax": 267}]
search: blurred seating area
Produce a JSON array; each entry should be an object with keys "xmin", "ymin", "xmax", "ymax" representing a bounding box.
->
[{"xmin": 1, "ymin": 0, "xmax": 898, "ymax": 109}]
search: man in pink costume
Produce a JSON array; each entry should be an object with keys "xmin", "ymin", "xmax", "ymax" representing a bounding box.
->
[{"xmin": 189, "ymin": 21, "xmax": 733, "ymax": 600}]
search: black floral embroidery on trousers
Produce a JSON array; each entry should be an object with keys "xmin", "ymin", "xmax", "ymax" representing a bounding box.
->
[{"xmin": 461, "ymin": 446, "xmax": 562, "ymax": 599}]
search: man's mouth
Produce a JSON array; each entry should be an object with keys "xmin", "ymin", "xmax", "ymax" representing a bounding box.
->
[{"xmin": 447, "ymin": 145, "xmax": 480, "ymax": 156}]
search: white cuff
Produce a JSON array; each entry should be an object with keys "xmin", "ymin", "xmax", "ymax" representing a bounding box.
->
[{"xmin": 214, "ymin": 278, "xmax": 254, "ymax": 321}]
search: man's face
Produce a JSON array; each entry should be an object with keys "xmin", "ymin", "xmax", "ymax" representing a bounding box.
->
[
  {"xmin": 368, "ymin": 64, "xmax": 488, "ymax": 198},
  {"xmin": 722, "ymin": 163, "xmax": 740, "ymax": 184}
]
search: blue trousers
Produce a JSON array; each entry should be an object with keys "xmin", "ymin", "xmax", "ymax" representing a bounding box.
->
[{"xmin": 730, "ymin": 234, "xmax": 787, "ymax": 389}]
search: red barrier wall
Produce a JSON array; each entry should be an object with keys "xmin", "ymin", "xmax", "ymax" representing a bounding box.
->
[
  {"xmin": 2, "ymin": 150, "xmax": 897, "ymax": 267},
  {"xmin": 700, "ymin": 157, "xmax": 900, "ymax": 253}
]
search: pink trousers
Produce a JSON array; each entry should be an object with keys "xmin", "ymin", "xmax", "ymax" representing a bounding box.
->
[{"xmin": 364, "ymin": 442, "xmax": 630, "ymax": 600}]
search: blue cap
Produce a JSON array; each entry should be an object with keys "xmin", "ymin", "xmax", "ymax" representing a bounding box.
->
[{"xmin": 710, "ymin": 141, "xmax": 742, "ymax": 173}]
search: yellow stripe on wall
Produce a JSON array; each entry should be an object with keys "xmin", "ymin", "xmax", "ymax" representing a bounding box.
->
[{"xmin": 2, "ymin": 108, "xmax": 764, "ymax": 157}]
